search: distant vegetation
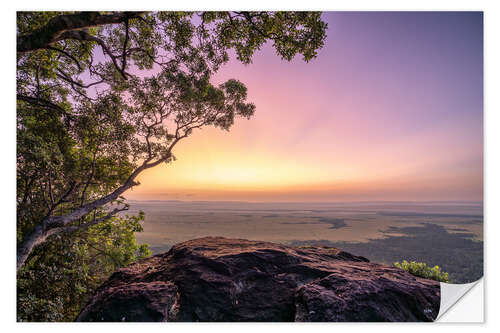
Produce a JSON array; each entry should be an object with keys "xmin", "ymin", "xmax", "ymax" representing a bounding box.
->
[
  {"xmin": 394, "ymin": 260, "xmax": 449, "ymax": 282},
  {"xmin": 290, "ymin": 223, "xmax": 483, "ymax": 284}
]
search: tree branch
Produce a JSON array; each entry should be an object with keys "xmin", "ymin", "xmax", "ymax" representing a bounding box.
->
[
  {"xmin": 121, "ymin": 19, "xmax": 130, "ymax": 72},
  {"xmin": 46, "ymin": 45, "xmax": 82, "ymax": 71},
  {"xmin": 17, "ymin": 11, "xmax": 144, "ymax": 53},
  {"xmin": 56, "ymin": 68, "xmax": 105, "ymax": 89},
  {"xmin": 58, "ymin": 30, "xmax": 129, "ymax": 80},
  {"xmin": 45, "ymin": 205, "xmax": 129, "ymax": 238},
  {"xmin": 17, "ymin": 94, "xmax": 71, "ymax": 117}
]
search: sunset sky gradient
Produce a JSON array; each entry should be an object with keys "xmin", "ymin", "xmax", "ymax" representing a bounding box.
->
[{"xmin": 127, "ymin": 12, "xmax": 483, "ymax": 202}]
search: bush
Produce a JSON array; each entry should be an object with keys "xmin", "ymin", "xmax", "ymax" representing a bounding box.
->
[
  {"xmin": 394, "ymin": 260, "xmax": 449, "ymax": 282},
  {"xmin": 17, "ymin": 213, "xmax": 151, "ymax": 322}
]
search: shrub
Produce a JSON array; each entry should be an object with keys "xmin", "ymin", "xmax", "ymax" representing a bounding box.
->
[{"xmin": 394, "ymin": 260, "xmax": 449, "ymax": 282}]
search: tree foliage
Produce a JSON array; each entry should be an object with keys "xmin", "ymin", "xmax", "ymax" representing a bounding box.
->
[
  {"xmin": 16, "ymin": 11, "xmax": 327, "ymax": 321},
  {"xmin": 17, "ymin": 212, "xmax": 151, "ymax": 321}
]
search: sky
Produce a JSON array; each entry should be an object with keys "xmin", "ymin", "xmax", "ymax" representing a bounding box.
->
[{"xmin": 126, "ymin": 12, "xmax": 483, "ymax": 202}]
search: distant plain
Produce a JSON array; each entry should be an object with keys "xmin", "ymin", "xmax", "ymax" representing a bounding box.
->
[{"xmin": 126, "ymin": 200, "xmax": 483, "ymax": 283}]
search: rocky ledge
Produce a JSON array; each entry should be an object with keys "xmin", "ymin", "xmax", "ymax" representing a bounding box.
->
[{"xmin": 77, "ymin": 237, "xmax": 440, "ymax": 322}]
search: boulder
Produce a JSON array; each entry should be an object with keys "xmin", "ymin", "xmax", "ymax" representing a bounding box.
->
[{"xmin": 77, "ymin": 237, "xmax": 440, "ymax": 322}]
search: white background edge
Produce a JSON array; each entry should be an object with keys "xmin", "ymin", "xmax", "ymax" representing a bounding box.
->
[{"xmin": 1, "ymin": 0, "xmax": 498, "ymax": 331}]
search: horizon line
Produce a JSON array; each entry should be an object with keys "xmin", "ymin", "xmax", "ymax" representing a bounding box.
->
[{"xmin": 124, "ymin": 199, "xmax": 483, "ymax": 205}]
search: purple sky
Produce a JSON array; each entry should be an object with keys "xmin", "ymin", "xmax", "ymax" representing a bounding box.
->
[{"xmin": 131, "ymin": 12, "xmax": 483, "ymax": 202}]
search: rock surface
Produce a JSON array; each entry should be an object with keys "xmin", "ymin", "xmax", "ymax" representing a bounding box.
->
[{"xmin": 77, "ymin": 237, "xmax": 440, "ymax": 322}]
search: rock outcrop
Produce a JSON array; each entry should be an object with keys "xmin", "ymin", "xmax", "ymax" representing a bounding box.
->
[{"xmin": 77, "ymin": 237, "xmax": 440, "ymax": 322}]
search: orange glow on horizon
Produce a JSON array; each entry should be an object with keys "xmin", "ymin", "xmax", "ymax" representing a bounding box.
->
[{"xmin": 124, "ymin": 14, "xmax": 482, "ymax": 203}]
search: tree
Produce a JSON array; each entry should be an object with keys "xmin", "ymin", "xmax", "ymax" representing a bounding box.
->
[
  {"xmin": 16, "ymin": 11, "xmax": 327, "ymax": 271},
  {"xmin": 17, "ymin": 212, "xmax": 151, "ymax": 321},
  {"xmin": 17, "ymin": 11, "xmax": 327, "ymax": 321}
]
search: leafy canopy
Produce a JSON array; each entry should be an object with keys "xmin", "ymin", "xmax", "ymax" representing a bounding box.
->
[{"xmin": 16, "ymin": 11, "xmax": 327, "ymax": 321}]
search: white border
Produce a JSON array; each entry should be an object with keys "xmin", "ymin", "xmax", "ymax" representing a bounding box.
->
[
  {"xmin": 2, "ymin": 0, "xmax": 498, "ymax": 331},
  {"xmin": 438, "ymin": 279, "xmax": 484, "ymax": 322}
]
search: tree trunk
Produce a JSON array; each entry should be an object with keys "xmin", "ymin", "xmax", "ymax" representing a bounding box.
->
[
  {"xmin": 16, "ymin": 223, "xmax": 47, "ymax": 271},
  {"xmin": 16, "ymin": 155, "xmax": 168, "ymax": 270}
]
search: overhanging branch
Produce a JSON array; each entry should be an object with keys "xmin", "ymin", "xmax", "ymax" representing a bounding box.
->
[
  {"xmin": 17, "ymin": 11, "xmax": 144, "ymax": 53},
  {"xmin": 45, "ymin": 205, "xmax": 129, "ymax": 238}
]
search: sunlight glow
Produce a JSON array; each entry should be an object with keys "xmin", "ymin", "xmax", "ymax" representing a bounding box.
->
[{"xmin": 126, "ymin": 12, "xmax": 482, "ymax": 202}]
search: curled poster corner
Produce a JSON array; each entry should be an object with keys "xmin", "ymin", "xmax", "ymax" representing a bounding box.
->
[{"xmin": 436, "ymin": 278, "xmax": 484, "ymax": 322}]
